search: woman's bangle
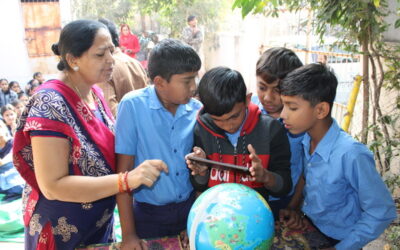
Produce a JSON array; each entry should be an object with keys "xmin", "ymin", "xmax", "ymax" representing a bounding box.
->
[
  {"xmin": 123, "ymin": 171, "xmax": 131, "ymax": 194},
  {"xmin": 118, "ymin": 172, "xmax": 124, "ymax": 193}
]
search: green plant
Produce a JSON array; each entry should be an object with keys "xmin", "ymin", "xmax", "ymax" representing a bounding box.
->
[
  {"xmin": 71, "ymin": 0, "xmax": 136, "ymax": 26},
  {"xmin": 386, "ymin": 225, "xmax": 400, "ymax": 249},
  {"xmin": 232, "ymin": 0, "xmax": 400, "ymax": 180},
  {"xmin": 233, "ymin": 1, "xmax": 400, "ymax": 244},
  {"xmin": 132, "ymin": 0, "xmax": 230, "ymax": 40}
]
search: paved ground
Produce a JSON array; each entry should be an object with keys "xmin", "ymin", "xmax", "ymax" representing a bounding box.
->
[
  {"xmin": 0, "ymin": 242, "xmax": 23, "ymax": 250},
  {"xmin": 0, "ymin": 237, "xmax": 391, "ymax": 250}
]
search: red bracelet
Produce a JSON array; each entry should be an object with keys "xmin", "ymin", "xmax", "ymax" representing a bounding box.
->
[{"xmin": 123, "ymin": 171, "xmax": 131, "ymax": 194}]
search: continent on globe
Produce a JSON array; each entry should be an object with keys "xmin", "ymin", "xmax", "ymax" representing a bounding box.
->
[{"xmin": 187, "ymin": 183, "xmax": 274, "ymax": 250}]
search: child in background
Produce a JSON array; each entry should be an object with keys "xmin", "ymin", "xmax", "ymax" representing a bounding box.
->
[
  {"xmin": 25, "ymin": 79, "xmax": 40, "ymax": 96},
  {"xmin": 187, "ymin": 66, "xmax": 292, "ymax": 204},
  {"xmin": 0, "ymin": 78, "xmax": 18, "ymax": 107},
  {"xmin": 279, "ymin": 63, "xmax": 396, "ymax": 249},
  {"xmin": 18, "ymin": 92, "xmax": 29, "ymax": 106},
  {"xmin": 1, "ymin": 104, "xmax": 17, "ymax": 136},
  {"xmin": 0, "ymin": 120, "xmax": 24, "ymax": 200},
  {"xmin": 33, "ymin": 72, "xmax": 45, "ymax": 84},
  {"xmin": 9, "ymin": 81, "xmax": 24, "ymax": 95},
  {"xmin": 115, "ymin": 38, "xmax": 201, "ymax": 250},
  {"xmin": 11, "ymin": 100, "xmax": 26, "ymax": 120}
]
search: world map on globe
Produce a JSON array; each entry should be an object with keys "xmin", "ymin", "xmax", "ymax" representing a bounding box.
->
[{"xmin": 188, "ymin": 183, "xmax": 275, "ymax": 250}]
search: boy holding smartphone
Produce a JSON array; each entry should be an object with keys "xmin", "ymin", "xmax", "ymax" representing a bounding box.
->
[{"xmin": 186, "ymin": 67, "xmax": 292, "ymax": 202}]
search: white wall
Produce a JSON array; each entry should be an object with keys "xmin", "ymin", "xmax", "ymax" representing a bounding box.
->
[
  {"xmin": 59, "ymin": 0, "xmax": 72, "ymax": 26},
  {"xmin": 383, "ymin": 0, "xmax": 400, "ymax": 43},
  {"xmin": 0, "ymin": 0, "xmax": 32, "ymax": 87}
]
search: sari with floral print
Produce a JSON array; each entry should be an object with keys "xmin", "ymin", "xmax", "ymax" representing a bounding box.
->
[{"xmin": 13, "ymin": 80, "xmax": 116, "ymax": 249}]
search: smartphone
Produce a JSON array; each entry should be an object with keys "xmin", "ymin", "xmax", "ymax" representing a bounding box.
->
[{"xmin": 186, "ymin": 155, "xmax": 250, "ymax": 173}]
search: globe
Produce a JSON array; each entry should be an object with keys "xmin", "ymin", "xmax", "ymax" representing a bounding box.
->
[{"xmin": 187, "ymin": 183, "xmax": 274, "ymax": 250}]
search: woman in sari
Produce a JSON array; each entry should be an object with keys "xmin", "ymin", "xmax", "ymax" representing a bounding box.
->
[
  {"xmin": 119, "ymin": 24, "xmax": 140, "ymax": 59},
  {"xmin": 13, "ymin": 19, "xmax": 167, "ymax": 250}
]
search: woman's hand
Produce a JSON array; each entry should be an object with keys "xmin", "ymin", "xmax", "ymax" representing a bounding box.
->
[
  {"xmin": 186, "ymin": 146, "xmax": 208, "ymax": 176},
  {"xmin": 120, "ymin": 234, "xmax": 148, "ymax": 250},
  {"xmin": 127, "ymin": 160, "xmax": 168, "ymax": 190}
]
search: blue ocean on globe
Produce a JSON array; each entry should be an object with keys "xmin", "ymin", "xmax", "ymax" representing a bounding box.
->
[{"xmin": 187, "ymin": 183, "xmax": 274, "ymax": 250}]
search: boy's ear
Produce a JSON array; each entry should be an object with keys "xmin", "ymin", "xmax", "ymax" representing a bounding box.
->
[
  {"xmin": 315, "ymin": 102, "xmax": 330, "ymax": 120},
  {"xmin": 245, "ymin": 93, "xmax": 252, "ymax": 106},
  {"xmin": 153, "ymin": 76, "xmax": 167, "ymax": 88}
]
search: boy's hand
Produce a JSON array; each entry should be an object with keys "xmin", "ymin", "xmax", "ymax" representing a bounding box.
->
[
  {"xmin": 179, "ymin": 230, "xmax": 189, "ymax": 249},
  {"xmin": 279, "ymin": 209, "xmax": 305, "ymax": 230},
  {"xmin": 186, "ymin": 146, "xmax": 208, "ymax": 176},
  {"xmin": 120, "ymin": 234, "xmax": 148, "ymax": 250},
  {"xmin": 128, "ymin": 160, "xmax": 168, "ymax": 189},
  {"xmin": 248, "ymin": 144, "xmax": 271, "ymax": 183}
]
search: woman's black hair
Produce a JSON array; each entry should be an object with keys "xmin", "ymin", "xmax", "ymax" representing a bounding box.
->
[{"xmin": 52, "ymin": 19, "xmax": 107, "ymax": 71}]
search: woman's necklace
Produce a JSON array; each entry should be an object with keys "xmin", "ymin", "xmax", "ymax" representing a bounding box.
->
[{"xmin": 66, "ymin": 74, "xmax": 96, "ymax": 110}]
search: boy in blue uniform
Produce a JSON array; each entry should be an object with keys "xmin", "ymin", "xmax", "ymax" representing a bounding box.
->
[
  {"xmin": 280, "ymin": 63, "xmax": 396, "ymax": 249},
  {"xmin": 115, "ymin": 39, "xmax": 202, "ymax": 249},
  {"xmin": 251, "ymin": 47, "xmax": 305, "ymax": 222}
]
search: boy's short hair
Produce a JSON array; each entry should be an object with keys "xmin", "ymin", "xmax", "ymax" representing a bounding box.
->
[
  {"xmin": 198, "ymin": 66, "xmax": 246, "ymax": 116},
  {"xmin": 187, "ymin": 15, "xmax": 196, "ymax": 22},
  {"xmin": 280, "ymin": 63, "xmax": 338, "ymax": 109},
  {"xmin": 33, "ymin": 72, "xmax": 42, "ymax": 79},
  {"xmin": 98, "ymin": 18, "xmax": 119, "ymax": 47},
  {"xmin": 256, "ymin": 47, "xmax": 303, "ymax": 84},
  {"xmin": 148, "ymin": 38, "xmax": 201, "ymax": 82}
]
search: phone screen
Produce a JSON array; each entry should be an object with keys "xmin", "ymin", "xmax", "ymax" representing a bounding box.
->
[{"xmin": 186, "ymin": 155, "xmax": 250, "ymax": 173}]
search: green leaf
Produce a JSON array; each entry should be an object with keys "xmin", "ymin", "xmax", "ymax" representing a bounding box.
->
[
  {"xmin": 254, "ymin": 1, "xmax": 266, "ymax": 13},
  {"xmin": 373, "ymin": 0, "xmax": 380, "ymax": 8},
  {"xmin": 232, "ymin": 0, "xmax": 241, "ymax": 10},
  {"xmin": 395, "ymin": 19, "xmax": 400, "ymax": 29},
  {"xmin": 380, "ymin": 115, "xmax": 392, "ymax": 124}
]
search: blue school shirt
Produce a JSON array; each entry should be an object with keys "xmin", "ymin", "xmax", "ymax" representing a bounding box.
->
[
  {"xmin": 225, "ymin": 109, "xmax": 247, "ymax": 147},
  {"xmin": 115, "ymin": 86, "xmax": 202, "ymax": 206},
  {"xmin": 301, "ymin": 119, "xmax": 396, "ymax": 249},
  {"xmin": 251, "ymin": 95, "xmax": 303, "ymax": 200}
]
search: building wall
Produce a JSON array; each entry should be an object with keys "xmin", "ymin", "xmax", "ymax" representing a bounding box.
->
[
  {"xmin": 383, "ymin": 0, "xmax": 400, "ymax": 43},
  {"xmin": 0, "ymin": 0, "xmax": 32, "ymax": 87}
]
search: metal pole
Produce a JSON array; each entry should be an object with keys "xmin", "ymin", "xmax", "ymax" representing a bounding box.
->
[{"xmin": 341, "ymin": 75, "xmax": 362, "ymax": 132}]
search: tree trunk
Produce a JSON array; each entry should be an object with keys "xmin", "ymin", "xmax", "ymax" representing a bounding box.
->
[
  {"xmin": 140, "ymin": 12, "xmax": 146, "ymax": 32},
  {"xmin": 361, "ymin": 37, "xmax": 369, "ymax": 144}
]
